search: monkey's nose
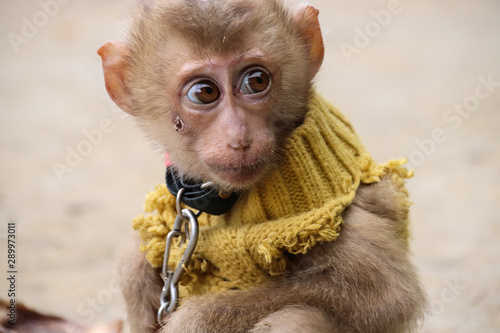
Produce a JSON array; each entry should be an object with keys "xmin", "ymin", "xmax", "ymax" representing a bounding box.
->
[{"xmin": 228, "ymin": 140, "xmax": 251, "ymax": 150}]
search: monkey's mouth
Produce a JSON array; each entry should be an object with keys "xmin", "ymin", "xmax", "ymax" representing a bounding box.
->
[
  {"xmin": 207, "ymin": 159, "xmax": 267, "ymax": 186},
  {"xmin": 210, "ymin": 159, "xmax": 265, "ymax": 174}
]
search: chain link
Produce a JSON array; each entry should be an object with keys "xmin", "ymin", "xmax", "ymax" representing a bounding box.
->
[{"xmin": 157, "ymin": 203, "xmax": 200, "ymax": 325}]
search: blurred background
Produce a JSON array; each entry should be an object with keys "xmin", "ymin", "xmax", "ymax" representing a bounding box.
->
[{"xmin": 0, "ymin": 0, "xmax": 499, "ymax": 332}]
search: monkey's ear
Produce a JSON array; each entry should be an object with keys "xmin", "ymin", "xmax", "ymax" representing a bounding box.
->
[
  {"xmin": 292, "ymin": 6, "xmax": 325, "ymax": 80},
  {"xmin": 98, "ymin": 42, "xmax": 136, "ymax": 116}
]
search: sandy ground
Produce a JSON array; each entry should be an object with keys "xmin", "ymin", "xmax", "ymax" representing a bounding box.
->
[{"xmin": 0, "ymin": 0, "xmax": 499, "ymax": 332}]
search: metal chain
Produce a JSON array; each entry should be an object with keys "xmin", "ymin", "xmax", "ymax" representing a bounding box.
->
[{"xmin": 157, "ymin": 188, "xmax": 202, "ymax": 325}]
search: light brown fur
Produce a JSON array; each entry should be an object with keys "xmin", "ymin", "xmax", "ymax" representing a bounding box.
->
[
  {"xmin": 118, "ymin": 235, "xmax": 163, "ymax": 332},
  {"xmin": 100, "ymin": 0, "xmax": 426, "ymax": 332},
  {"xmin": 118, "ymin": 179, "xmax": 425, "ymax": 332}
]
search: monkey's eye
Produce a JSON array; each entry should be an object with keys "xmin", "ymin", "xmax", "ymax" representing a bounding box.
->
[
  {"xmin": 240, "ymin": 70, "xmax": 270, "ymax": 95},
  {"xmin": 187, "ymin": 80, "xmax": 221, "ymax": 104}
]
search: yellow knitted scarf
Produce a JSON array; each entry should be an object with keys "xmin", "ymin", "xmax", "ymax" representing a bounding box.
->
[{"xmin": 132, "ymin": 91, "xmax": 412, "ymax": 298}]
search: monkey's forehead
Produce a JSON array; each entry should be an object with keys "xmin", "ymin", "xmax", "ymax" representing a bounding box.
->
[{"xmin": 127, "ymin": 0, "xmax": 298, "ymax": 55}]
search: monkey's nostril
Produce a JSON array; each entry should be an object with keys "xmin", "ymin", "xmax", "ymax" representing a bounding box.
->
[{"xmin": 228, "ymin": 141, "xmax": 251, "ymax": 150}]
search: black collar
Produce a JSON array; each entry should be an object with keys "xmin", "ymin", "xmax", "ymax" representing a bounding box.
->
[{"xmin": 165, "ymin": 167, "xmax": 240, "ymax": 216}]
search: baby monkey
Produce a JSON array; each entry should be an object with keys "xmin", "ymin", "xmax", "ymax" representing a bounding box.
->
[{"xmin": 98, "ymin": 0, "xmax": 425, "ymax": 332}]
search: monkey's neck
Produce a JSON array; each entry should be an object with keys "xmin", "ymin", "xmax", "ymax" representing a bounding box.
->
[{"xmin": 133, "ymin": 91, "xmax": 413, "ymax": 296}]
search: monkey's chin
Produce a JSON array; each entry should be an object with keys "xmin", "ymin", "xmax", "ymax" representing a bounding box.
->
[{"xmin": 207, "ymin": 162, "xmax": 267, "ymax": 191}]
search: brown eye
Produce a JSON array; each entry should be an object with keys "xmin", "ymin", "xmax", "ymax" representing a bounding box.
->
[
  {"xmin": 187, "ymin": 80, "xmax": 220, "ymax": 104},
  {"xmin": 240, "ymin": 70, "xmax": 270, "ymax": 95}
]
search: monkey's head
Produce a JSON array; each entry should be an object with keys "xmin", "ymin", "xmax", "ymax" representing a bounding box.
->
[{"xmin": 98, "ymin": 0, "xmax": 324, "ymax": 191}]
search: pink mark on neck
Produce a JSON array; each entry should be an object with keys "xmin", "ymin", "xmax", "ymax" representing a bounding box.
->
[{"xmin": 165, "ymin": 153, "xmax": 171, "ymax": 167}]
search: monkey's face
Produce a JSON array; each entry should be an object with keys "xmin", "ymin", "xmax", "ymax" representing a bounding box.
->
[
  {"xmin": 98, "ymin": 2, "xmax": 324, "ymax": 191},
  {"xmin": 161, "ymin": 47, "xmax": 288, "ymax": 190}
]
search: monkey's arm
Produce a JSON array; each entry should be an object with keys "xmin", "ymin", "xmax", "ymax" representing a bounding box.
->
[
  {"xmin": 118, "ymin": 235, "xmax": 163, "ymax": 333},
  {"xmin": 160, "ymin": 178, "xmax": 425, "ymax": 333}
]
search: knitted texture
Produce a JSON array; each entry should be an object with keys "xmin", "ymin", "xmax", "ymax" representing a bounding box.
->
[{"xmin": 132, "ymin": 90, "xmax": 413, "ymax": 298}]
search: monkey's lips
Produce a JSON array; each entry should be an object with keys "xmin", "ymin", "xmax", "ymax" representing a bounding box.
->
[{"xmin": 206, "ymin": 159, "xmax": 267, "ymax": 187}]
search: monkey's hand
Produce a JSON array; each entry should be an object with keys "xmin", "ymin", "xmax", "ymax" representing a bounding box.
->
[{"xmin": 159, "ymin": 178, "xmax": 425, "ymax": 333}]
